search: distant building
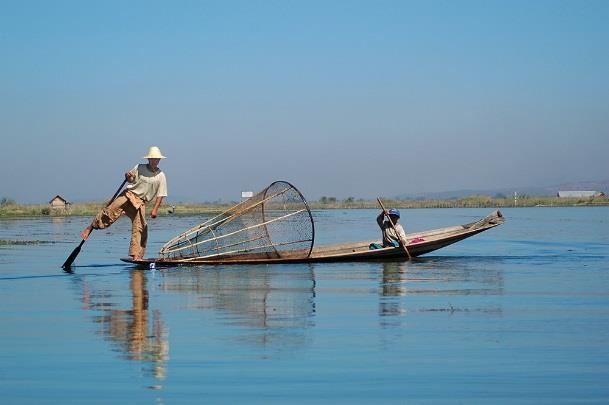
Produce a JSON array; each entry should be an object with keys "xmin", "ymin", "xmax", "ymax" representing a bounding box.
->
[
  {"xmin": 49, "ymin": 195, "xmax": 71, "ymax": 215},
  {"xmin": 557, "ymin": 191, "xmax": 605, "ymax": 198},
  {"xmin": 241, "ymin": 191, "xmax": 254, "ymax": 201}
]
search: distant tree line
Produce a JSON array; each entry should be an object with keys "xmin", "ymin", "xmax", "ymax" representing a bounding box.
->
[
  {"xmin": 0, "ymin": 197, "xmax": 16, "ymax": 207},
  {"xmin": 1, "ymin": 194, "xmax": 608, "ymax": 218}
]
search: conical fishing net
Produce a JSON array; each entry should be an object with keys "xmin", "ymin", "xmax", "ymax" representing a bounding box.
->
[{"xmin": 159, "ymin": 181, "xmax": 315, "ymax": 262}]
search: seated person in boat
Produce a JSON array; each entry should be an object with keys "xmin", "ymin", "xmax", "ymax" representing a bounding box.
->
[{"xmin": 371, "ymin": 208, "xmax": 407, "ymax": 249}]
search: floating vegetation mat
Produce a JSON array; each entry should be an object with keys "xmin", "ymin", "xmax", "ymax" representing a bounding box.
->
[{"xmin": 0, "ymin": 239, "xmax": 55, "ymax": 246}]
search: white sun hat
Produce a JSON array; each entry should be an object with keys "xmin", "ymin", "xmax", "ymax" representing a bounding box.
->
[{"xmin": 143, "ymin": 146, "xmax": 166, "ymax": 159}]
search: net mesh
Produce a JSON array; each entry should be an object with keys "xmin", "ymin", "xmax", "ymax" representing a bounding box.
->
[{"xmin": 159, "ymin": 181, "xmax": 315, "ymax": 261}]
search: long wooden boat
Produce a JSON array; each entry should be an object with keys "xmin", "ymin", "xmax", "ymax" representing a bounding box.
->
[{"xmin": 121, "ymin": 210, "xmax": 505, "ymax": 267}]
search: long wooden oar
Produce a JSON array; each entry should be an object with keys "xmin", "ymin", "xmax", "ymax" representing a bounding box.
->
[
  {"xmin": 377, "ymin": 198, "xmax": 411, "ymax": 260},
  {"xmin": 62, "ymin": 179, "xmax": 128, "ymax": 270}
]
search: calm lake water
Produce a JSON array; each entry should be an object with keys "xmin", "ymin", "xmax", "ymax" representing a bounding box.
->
[{"xmin": 1, "ymin": 208, "xmax": 608, "ymax": 404}]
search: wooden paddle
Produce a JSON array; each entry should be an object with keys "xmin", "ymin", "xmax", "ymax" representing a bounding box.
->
[
  {"xmin": 62, "ymin": 179, "xmax": 128, "ymax": 271},
  {"xmin": 377, "ymin": 198, "xmax": 411, "ymax": 260}
]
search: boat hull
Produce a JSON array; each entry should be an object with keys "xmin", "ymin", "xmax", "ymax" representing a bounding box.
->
[{"xmin": 121, "ymin": 210, "xmax": 505, "ymax": 267}]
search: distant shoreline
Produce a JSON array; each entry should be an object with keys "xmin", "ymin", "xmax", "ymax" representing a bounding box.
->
[{"xmin": 1, "ymin": 196, "xmax": 608, "ymax": 218}]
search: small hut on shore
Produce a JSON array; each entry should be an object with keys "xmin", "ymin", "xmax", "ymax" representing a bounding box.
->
[{"xmin": 49, "ymin": 195, "xmax": 71, "ymax": 215}]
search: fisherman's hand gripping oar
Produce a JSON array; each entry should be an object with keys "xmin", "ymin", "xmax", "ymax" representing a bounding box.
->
[{"xmin": 61, "ymin": 178, "xmax": 128, "ymax": 271}]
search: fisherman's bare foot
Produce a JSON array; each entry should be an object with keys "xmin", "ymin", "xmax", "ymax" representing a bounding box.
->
[
  {"xmin": 80, "ymin": 226, "xmax": 93, "ymax": 240},
  {"xmin": 130, "ymin": 255, "xmax": 143, "ymax": 261}
]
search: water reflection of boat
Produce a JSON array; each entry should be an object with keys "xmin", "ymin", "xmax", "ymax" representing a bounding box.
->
[
  {"xmin": 123, "ymin": 211, "xmax": 505, "ymax": 266},
  {"xmin": 76, "ymin": 265, "xmax": 316, "ymax": 378},
  {"xmin": 378, "ymin": 258, "xmax": 505, "ymax": 324},
  {"xmin": 161, "ymin": 265, "xmax": 316, "ymax": 347}
]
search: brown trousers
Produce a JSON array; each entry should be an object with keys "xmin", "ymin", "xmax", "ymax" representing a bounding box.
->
[{"xmin": 91, "ymin": 191, "xmax": 147, "ymax": 258}]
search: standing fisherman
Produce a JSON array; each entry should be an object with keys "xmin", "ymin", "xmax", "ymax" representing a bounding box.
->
[{"xmin": 80, "ymin": 146, "xmax": 168, "ymax": 260}]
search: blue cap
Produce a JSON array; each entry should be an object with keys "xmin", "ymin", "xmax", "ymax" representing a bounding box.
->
[{"xmin": 388, "ymin": 208, "xmax": 400, "ymax": 218}]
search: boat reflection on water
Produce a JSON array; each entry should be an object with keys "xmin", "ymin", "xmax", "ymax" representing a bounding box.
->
[
  {"xmin": 80, "ymin": 271, "xmax": 169, "ymax": 382},
  {"xmin": 379, "ymin": 258, "xmax": 505, "ymax": 323},
  {"xmin": 77, "ymin": 264, "xmax": 316, "ymax": 382},
  {"xmin": 160, "ymin": 265, "xmax": 317, "ymax": 348},
  {"xmin": 74, "ymin": 258, "xmax": 502, "ymax": 381}
]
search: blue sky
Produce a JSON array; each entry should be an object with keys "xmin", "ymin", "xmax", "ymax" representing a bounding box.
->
[{"xmin": 1, "ymin": 0, "xmax": 608, "ymax": 203}]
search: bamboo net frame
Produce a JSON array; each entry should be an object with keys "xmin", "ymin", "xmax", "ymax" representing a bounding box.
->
[{"xmin": 159, "ymin": 181, "xmax": 315, "ymax": 261}]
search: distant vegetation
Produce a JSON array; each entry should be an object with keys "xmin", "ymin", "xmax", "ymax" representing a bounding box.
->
[
  {"xmin": 1, "ymin": 197, "xmax": 16, "ymax": 206},
  {"xmin": 0, "ymin": 194, "xmax": 607, "ymax": 218},
  {"xmin": 309, "ymin": 195, "xmax": 609, "ymax": 209},
  {"xmin": 0, "ymin": 196, "xmax": 50, "ymax": 216},
  {"xmin": 0, "ymin": 199, "xmax": 234, "ymax": 218}
]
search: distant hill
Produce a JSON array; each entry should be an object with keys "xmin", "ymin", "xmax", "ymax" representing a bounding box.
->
[{"xmin": 395, "ymin": 179, "xmax": 609, "ymax": 200}]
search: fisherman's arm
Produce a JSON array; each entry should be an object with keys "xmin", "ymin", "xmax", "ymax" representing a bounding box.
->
[
  {"xmin": 397, "ymin": 225, "xmax": 408, "ymax": 245},
  {"xmin": 376, "ymin": 212, "xmax": 385, "ymax": 228},
  {"xmin": 151, "ymin": 196, "xmax": 164, "ymax": 218}
]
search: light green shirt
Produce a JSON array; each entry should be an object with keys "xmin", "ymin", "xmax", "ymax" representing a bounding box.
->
[
  {"xmin": 127, "ymin": 164, "xmax": 168, "ymax": 203},
  {"xmin": 381, "ymin": 222, "xmax": 407, "ymax": 247}
]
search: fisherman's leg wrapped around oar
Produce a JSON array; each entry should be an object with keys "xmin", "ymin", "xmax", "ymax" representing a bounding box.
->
[{"xmin": 90, "ymin": 191, "xmax": 148, "ymax": 259}]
